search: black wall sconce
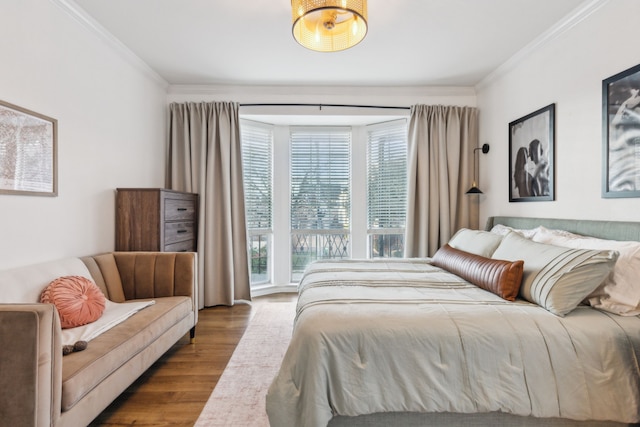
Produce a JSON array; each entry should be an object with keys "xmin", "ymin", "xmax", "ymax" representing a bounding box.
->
[{"xmin": 466, "ymin": 143, "xmax": 490, "ymax": 194}]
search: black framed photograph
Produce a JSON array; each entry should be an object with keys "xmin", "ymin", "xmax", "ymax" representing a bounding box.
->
[
  {"xmin": 0, "ymin": 99, "xmax": 57, "ymax": 196},
  {"xmin": 508, "ymin": 103, "xmax": 555, "ymax": 202},
  {"xmin": 602, "ymin": 63, "xmax": 640, "ymax": 198}
]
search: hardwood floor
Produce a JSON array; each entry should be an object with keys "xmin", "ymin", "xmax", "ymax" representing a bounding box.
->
[{"xmin": 89, "ymin": 293, "xmax": 296, "ymax": 427}]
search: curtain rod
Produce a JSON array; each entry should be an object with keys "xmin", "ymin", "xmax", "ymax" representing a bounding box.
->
[{"xmin": 239, "ymin": 103, "xmax": 410, "ymax": 111}]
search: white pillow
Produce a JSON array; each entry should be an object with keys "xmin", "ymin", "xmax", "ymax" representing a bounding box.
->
[
  {"xmin": 533, "ymin": 226, "xmax": 640, "ymax": 316},
  {"xmin": 492, "ymin": 231, "xmax": 618, "ymax": 316},
  {"xmin": 448, "ymin": 228, "xmax": 504, "ymax": 258},
  {"xmin": 0, "ymin": 257, "xmax": 93, "ymax": 303},
  {"xmin": 490, "ymin": 224, "xmax": 540, "ymax": 239}
]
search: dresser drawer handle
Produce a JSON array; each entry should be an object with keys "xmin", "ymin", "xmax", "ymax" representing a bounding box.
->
[
  {"xmin": 177, "ymin": 229, "xmax": 188, "ymax": 234},
  {"xmin": 177, "ymin": 208, "xmax": 187, "ymax": 211}
]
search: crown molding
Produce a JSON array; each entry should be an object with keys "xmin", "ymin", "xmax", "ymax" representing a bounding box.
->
[
  {"xmin": 476, "ymin": 0, "xmax": 610, "ymax": 91},
  {"xmin": 167, "ymin": 84, "xmax": 476, "ymax": 98},
  {"xmin": 51, "ymin": 0, "xmax": 169, "ymax": 90},
  {"xmin": 49, "ymin": 0, "xmax": 608, "ymax": 96}
]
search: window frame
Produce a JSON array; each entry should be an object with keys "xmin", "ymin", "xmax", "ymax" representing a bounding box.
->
[
  {"xmin": 289, "ymin": 126, "xmax": 352, "ymax": 281},
  {"xmin": 240, "ymin": 119, "xmax": 274, "ymax": 287},
  {"xmin": 366, "ymin": 119, "xmax": 408, "ymax": 258},
  {"xmin": 241, "ymin": 119, "xmax": 408, "ymax": 288}
]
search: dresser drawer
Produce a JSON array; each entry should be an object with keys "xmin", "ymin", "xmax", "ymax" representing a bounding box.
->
[
  {"xmin": 164, "ymin": 221, "xmax": 195, "ymax": 245},
  {"xmin": 116, "ymin": 189, "xmax": 198, "ymax": 252},
  {"xmin": 165, "ymin": 198, "xmax": 197, "ymax": 221},
  {"xmin": 164, "ymin": 239, "xmax": 195, "ymax": 252}
]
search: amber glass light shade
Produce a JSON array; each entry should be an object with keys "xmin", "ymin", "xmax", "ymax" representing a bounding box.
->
[{"xmin": 291, "ymin": 0, "xmax": 368, "ymax": 52}]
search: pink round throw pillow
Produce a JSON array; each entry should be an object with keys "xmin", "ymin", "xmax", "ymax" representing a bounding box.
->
[{"xmin": 41, "ymin": 276, "xmax": 106, "ymax": 329}]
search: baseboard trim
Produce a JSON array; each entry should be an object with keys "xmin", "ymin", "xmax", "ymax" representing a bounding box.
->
[{"xmin": 250, "ymin": 284, "xmax": 298, "ymax": 297}]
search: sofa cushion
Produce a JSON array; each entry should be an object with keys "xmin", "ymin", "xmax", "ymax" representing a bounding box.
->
[
  {"xmin": 40, "ymin": 276, "xmax": 106, "ymax": 329},
  {"xmin": 81, "ymin": 255, "xmax": 125, "ymax": 302},
  {"xmin": 113, "ymin": 252, "xmax": 195, "ymax": 300},
  {"xmin": 60, "ymin": 296, "xmax": 192, "ymax": 411}
]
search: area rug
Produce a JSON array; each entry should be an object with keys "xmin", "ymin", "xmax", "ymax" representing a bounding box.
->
[{"xmin": 195, "ymin": 299, "xmax": 296, "ymax": 427}]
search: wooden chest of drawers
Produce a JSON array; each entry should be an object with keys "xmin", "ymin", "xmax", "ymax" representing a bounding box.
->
[{"xmin": 115, "ymin": 188, "xmax": 198, "ymax": 252}]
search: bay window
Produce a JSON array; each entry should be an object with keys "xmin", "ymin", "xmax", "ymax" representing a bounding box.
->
[{"xmin": 241, "ymin": 118, "xmax": 407, "ymax": 288}]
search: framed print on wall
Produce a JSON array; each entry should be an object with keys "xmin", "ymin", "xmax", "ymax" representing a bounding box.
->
[
  {"xmin": 0, "ymin": 100, "xmax": 57, "ymax": 196},
  {"xmin": 508, "ymin": 103, "xmax": 555, "ymax": 202},
  {"xmin": 602, "ymin": 62, "xmax": 640, "ymax": 198}
]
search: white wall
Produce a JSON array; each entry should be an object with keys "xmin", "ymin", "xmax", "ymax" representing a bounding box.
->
[
  {"xmin": 0, "ymin": 0, "xmax": 168, "ymax": 269},
  {"xmin": 477, "ymin": 0, "xmax": 640, "ymax": 227}
]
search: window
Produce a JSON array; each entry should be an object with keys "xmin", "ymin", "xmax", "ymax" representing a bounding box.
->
[
  {"xmin": 366, "ymin": 121, "xmax": 407, "ymax": 258},
  {"xmin": 241, "ymin": 121, "xmax": 273, "ymax": 286},
  {"xmin": 290, "ymin": 127, "xmax": 351, "ymax": 281},
  {"xmin": 241, "ymin": 118, "xmax": 408, "ymax": 287}
]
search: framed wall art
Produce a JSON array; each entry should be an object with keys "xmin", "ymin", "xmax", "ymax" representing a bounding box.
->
[
  {"xmin": 602, "ymin": 62, "xmax": 640, "ymax": 198},
  {"xmin": 0, "ymin": 100, "xmax": 57, "ymax": 196},
  {"xmin": 508, "ymin": 103, "xmax": 555, "ymax": 202}
]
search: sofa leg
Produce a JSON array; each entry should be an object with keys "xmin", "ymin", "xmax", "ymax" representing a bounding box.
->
[{"xmin": 190, "ymin": 326, "xmax": 196, "ymax": 344}]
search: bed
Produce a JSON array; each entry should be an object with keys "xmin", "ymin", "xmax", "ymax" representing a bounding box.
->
[{"xmin": 266, "ymin": 216, "xmax": 640, "ymax": 427}]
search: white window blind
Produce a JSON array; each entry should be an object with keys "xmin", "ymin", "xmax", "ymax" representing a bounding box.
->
[
  {"xmin": 366, "ymin": 120, "xmax": 407, "ymax": 258},
  {"xmin": 241, "ymin": 121, "xmax": 273, "ymax": 231},
  {"xmin": 290, "ymin": 127, "xmax": 351, "ymax": 279},
  {"xmin": 290, "ymin": 127, "xmax": 351, "ymax": 231},
  {"xmin": 367, "ymin": 120, "xmax": 407, "ymax": 231},
  {"xmin": 241, "ymin": 121, "xmax": 273, "ymax": 285}
]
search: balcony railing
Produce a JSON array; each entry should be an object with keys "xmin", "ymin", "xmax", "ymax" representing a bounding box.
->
[
  {"xmin": 368, "ymin": 233, "xmax": 404, "ymax": 258},
  {"xmin": 249, "ymin": 232, "xmax": 270, "ymax": 286},
  {"xmin": 291, "ymin": 230, "xmax": 350, "ymax": 281}
]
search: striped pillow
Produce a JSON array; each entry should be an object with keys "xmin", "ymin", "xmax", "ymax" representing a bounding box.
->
[{"xmin": 491, "ymin": 231, "xmax": 618, "ymax": 316}]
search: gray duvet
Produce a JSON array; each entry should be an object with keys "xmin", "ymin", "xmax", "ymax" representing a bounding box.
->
[{"xmin": 266, "ymin": 259, "xmax": 640, "ymax": 427}]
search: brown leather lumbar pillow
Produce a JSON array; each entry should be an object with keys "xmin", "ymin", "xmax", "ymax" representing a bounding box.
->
[{"xmin": 432, "ymin": 243, "xmax": 524, "ymax": 301}]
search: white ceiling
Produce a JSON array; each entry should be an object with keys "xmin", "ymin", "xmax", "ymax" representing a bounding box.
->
[{"xmin": 72, "ymin": 0, "xmax": 589, "ymax": 88}]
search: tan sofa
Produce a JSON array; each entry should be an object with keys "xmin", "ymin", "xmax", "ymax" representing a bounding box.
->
[{"xmin": 0, "ymin": 251, "xmax": 198, "ymax": 427}]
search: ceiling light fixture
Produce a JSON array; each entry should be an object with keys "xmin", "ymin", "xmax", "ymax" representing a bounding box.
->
[{"xmin": 291, "ymin": 0, "xmax": 368, "ymax": 52}]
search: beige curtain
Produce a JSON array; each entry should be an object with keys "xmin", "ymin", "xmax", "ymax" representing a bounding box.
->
[
  {"xmin": 168, "ymin": 101, "xmax": 251, "ymax": 307},
  {"xmin": 404, "ymin": 105, "xmax": 480, "ymax": 258}
]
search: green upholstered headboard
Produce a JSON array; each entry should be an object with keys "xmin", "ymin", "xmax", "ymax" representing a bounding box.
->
[{"xmin": 485, "ymin": 216, "xmax": 640, "ymax": 242}]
